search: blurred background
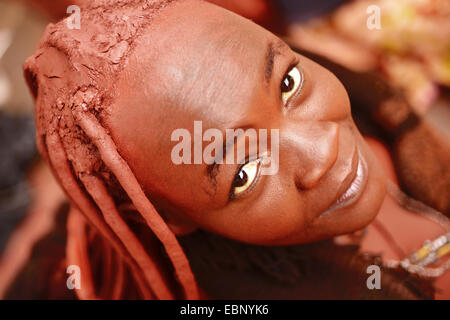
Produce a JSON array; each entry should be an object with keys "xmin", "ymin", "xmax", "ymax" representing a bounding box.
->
[{"xmin": 0, "ymin": 0, "xmax": 449, "ymax": 298}]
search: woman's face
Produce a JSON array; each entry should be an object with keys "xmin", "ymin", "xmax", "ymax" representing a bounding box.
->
[{"xmin": 106, "ymin": 0, "xmax": 387, "ymax": 245}]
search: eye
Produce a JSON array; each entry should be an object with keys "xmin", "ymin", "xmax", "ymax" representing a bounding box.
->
[
  {"xmin": 231, "ymin": 159, "xmax": 261, "ymax": 198},
  {"xmin": 281, "ymin": 66, "xmax": 302, "ymax": 104}
]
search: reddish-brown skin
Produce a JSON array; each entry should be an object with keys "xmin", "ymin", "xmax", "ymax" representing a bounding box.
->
[
  {"xmin": 18, "ymin": 0, "xmax": 449, "ymax": 299},
  {"xmin": 107, "ymin": 0, "xmax": 387, "ymax": 245}
]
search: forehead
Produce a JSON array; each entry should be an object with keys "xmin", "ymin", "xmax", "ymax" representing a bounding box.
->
[
  {"xmin": 109, "ymin": 1, "xmax": 281, "ymax": 210},
  {"xmin": 123, "ymin": 0, "xmax": 274, "ymax": 128}
]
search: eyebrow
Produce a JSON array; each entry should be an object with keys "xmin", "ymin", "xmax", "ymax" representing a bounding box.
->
[{"xmin": 264, "ymin": 41, "xmax": 283, "ymax": 84}]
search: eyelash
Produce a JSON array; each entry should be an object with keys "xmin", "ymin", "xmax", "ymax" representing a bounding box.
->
[
  {"xmin": 281, "ymin": 59, "xmax": 303, "ymax": 106},
  {"xmin": 229, "ymin": 157, "xmax": 262, "ymax": 200}
]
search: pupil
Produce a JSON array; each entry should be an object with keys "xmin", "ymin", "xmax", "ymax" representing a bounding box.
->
[
  {"xmin": 281, "ymin": 75, "xmax": 294, "ymax": 92},
  {"xmin": 234, "ymin": 170, "xmax": 248, "ymax": 187}
]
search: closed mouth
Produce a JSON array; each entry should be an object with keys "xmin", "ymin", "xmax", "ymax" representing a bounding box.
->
[{"xmin": 320, "ymin": 150, "xmax": 368, "ymax": 218}]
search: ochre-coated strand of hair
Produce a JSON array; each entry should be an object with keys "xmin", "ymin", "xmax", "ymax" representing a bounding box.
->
[
  {"xmin": 15, "ymin": 0, "xmax": 199, "ymax": 300},
  {"xmin": 74, "ymin": 109, "xmax": 199, "ymax": 299},
  {"xmin": 79, "ymin": 172, "xmax": 174, "ymax": 299},
  {"xmin": 45, "ymin": 123, "xmax": 155, "ymax": 299},
  {"xmin": 66, "ymin": 207, "xmax": 98, "ymax": 299}
]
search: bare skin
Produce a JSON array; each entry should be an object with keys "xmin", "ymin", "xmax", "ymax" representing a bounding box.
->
[
  {"xmin": 107, "ymin": 0, "xmax": 387, "ymax": 245},
  {"xmin": 18, "ymin": 0, "xmax": 448, "ymax": 299},
  {"xmin": 103, "ymin": 1, "xmax": 449, "ymax": 297}
]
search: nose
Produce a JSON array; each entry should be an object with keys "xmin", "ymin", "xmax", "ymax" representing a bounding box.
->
[{"xmin": 283, "ymin": 121, "xmax": 339, "ymax": 189}]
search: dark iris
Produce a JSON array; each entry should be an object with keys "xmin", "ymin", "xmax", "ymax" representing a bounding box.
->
[
  {"xmin": 281, "ymin": 74, "xmax": 294, "ymax": 92},
  {"xmin": 233, "ymin": 170, "xmax": 248, "ymax": 187}
]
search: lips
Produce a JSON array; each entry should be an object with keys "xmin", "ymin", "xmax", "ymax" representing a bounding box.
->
[{"xmin": 320, "ymin": 150, "xmax": 368, "ymax": 217}]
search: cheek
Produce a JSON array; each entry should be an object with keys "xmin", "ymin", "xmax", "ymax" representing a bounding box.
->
[
  {"xmin": 199, "ymin": 175, "xmax": 307, "ymax": 245},
  {"xmin": 303, "ymin": 58, "xmax": 352, "ymax": 122},
  {"xmin": 322, "ymin": 71, "xmax": 352, "ymax": 122}
]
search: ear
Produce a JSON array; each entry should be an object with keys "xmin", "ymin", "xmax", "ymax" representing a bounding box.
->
[{"xmin": 164, "ymin": 210, "xmax": 199, "ymax": 236}]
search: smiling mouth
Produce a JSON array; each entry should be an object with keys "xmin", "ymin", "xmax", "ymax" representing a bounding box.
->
[{"xmin": 320, "ymin": 151, "xmax": 368, "ymax": 218}]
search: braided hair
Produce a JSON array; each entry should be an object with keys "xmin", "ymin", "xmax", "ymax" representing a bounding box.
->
[
  {"xmin": 22, "ymin": 0, "xmax": 436, "ymax": 300},
  {"xmin": 24, "ymin": 0, "xmax": 198, "ymax": 299}
]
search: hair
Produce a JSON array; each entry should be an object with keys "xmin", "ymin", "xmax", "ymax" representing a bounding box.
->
[
  {"xmin": 24, "ymin": 0, "xmax": 199, "ymax": 299},
  {"xmin": 22, "ymin": 0, "xmax": 436, "ymax": 300},
  {"xmin": 179, "ymin": 230, "xmax": 436, "ymax": 299}
]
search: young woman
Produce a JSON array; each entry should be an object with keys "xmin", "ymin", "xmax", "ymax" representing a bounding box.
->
[{"xmin": 11, "ymin": 0, "xmax": 449, "ymax": 299}]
